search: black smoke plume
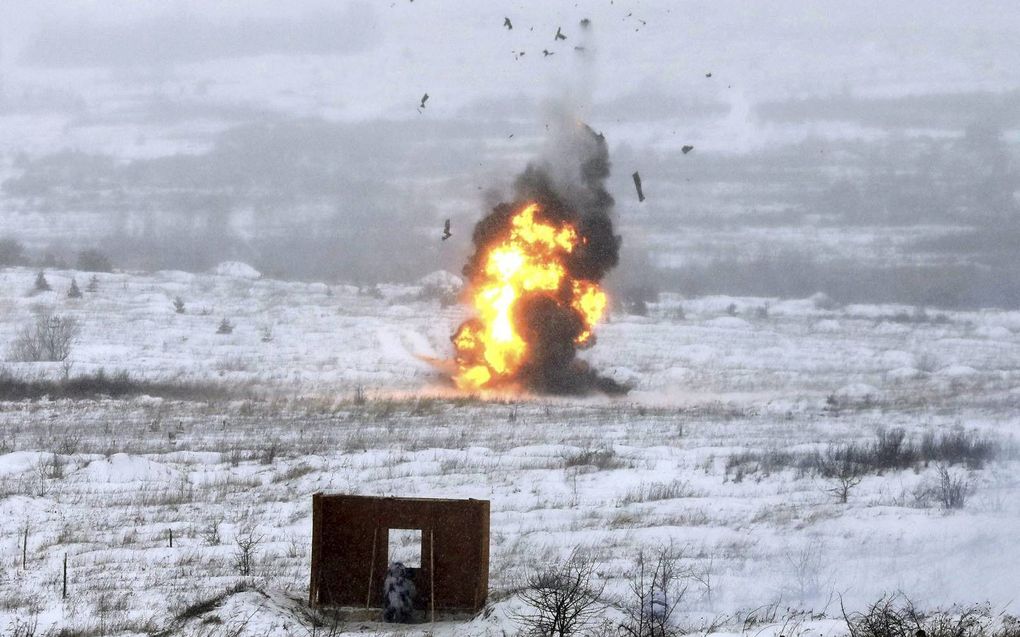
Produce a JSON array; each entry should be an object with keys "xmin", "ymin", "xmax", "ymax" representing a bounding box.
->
[{"xmin": 457, "ymin": 123, "xmax": 626, "ymax": 395}]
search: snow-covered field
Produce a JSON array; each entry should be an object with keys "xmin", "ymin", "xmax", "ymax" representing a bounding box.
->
[{"xmin": 1, "ymin": 265, "xmax": 1019, "ymax": 635}]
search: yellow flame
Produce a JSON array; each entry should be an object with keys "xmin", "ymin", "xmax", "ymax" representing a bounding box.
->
[{"xmin": 453, "ymin": 202, "xmax": 607, "ymax": 390}]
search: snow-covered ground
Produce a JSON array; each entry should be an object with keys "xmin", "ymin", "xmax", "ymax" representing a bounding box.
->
[{"xmin": 1, "ymin": 265, "xmax": 1019, "ymax": 635}]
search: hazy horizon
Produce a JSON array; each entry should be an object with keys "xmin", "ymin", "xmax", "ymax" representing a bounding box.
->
[{"xmin": 1, "ymin": 1, "xmax": 1019, "ymax": 308}]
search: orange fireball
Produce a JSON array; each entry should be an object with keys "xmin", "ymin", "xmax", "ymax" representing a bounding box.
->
[{"xmin": 452, "ymin": 202, "xmax": 607, "ymax": 390}]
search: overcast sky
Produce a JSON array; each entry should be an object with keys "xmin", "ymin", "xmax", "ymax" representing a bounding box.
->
[{"xmin": 3, "ymin": 1, "xmax": 1019, "ymax": 123}]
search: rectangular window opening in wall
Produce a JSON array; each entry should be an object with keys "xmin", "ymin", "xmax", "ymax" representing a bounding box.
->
[{"xmin": 388, "ymin": 528, "xmax": 422, "ymax": 568}]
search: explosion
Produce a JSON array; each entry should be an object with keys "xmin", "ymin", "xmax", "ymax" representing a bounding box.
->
[{"xmin": 451, "ymin": 123, "xmax": 624, "ymax": 394}]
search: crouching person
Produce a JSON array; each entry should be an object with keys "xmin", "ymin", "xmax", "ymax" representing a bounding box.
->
[{"xmin": 382, "ymin": 562, "xmax": 416, "ymax": 623}]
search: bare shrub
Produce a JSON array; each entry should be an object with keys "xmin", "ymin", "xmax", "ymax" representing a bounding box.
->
[
  {"xmin": 8, "ymin": 313, "xmax": 80, "ymax": 362},
  {"xmin": 172, "ymin": 296, "xmax": 185, "ymax": 314},
  {"xmin": 510, "ymin": 549, "xmax": 607, "ymax": 636},
  {"xmin": 815, "ymin": 447, "xmax": 864, "ymax": 503},
  {"xmin": 5, "ymin": 614, "xmax": 39, "ymax": 637},
  {"xmin": 233, "ymin": 523, "xmax": 264, "ymax": 576},
  {"xmin": 258, "ymin": 439, "xmax": 280, "ymax": 465},
  {"xmin": 843, "ymin": 593, "xmax": 991, "ymax": 637},
  {"xmin": 934, "ymin": 464, "xmax": 972, "ymax": 510},
  {"xmin": 618, "ymin": 545, "xmax": 690, "ymax": 637},
  {"xmin": 353, "ymin": 385, "xmax": 366, "ymax": 405},
  {"xmin": 202, "ymin": 520, "xmax": 222, "ymax": 546}
]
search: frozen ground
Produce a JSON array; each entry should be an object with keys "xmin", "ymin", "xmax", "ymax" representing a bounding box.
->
[{"xmin": 0, "ymin": 266, "xmax": 1019, "ymax": 635}]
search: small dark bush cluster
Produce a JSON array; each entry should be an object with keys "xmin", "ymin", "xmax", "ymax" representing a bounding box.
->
[
  {"xmin": 0, "ymin": 368, "xmax": 241, "ymax": 401},
  {"xmin": 726, "ymin": 428, "xmax": 1010, "ymax": 484},
  {"xmin": 829, "ymin": 428, "xmax": 1003, "ymax": 473},
  {"xmin": 843, "ymin": 593, "xmax": 1018, "ymax": 637},
  {"xmin": 725, "ymin": 448, "xmax": 811, "ymax": 481},
  {"xmin": 563, "ymin": 447, "xmax": 627, "ymax": 471}
]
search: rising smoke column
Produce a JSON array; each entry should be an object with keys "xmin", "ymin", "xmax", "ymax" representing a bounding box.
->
[{"xmin": 452, "ymin": 122, "xmax": 625, "ymax": 394}]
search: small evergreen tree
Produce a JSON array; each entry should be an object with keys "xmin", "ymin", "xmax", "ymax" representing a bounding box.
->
[
  {"xmin": 172, "ymin": 297, "xmax": 185, "ymax": 314},
  {"xmin": 34, "ymin": 271, "xmax": 51, "ymax": 292},
  {"xmin": 67, "ymin": 278, "xmax": 82, "ymax": 298},
  {"xmin": 216, "ymin": 318, "xmax": 234, "ymax": 334},
  {"xmin": 86, "ymin": 275, "xmax": 99, "ymax": 293}
]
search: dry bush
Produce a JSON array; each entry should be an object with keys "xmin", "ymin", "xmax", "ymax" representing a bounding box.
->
[
  {"xmin": 8, "ymin": 313, "xmax": 80, "ymax": 362},
  {"xmin": 618, "ymin": 545, "xmax": 690, "ymax": 637},
  {"xmin": 233, "ymin": 523, "xmax": 264, "ymax": 576},
  {"xmin": 510, "ymin": 549, "xmax": 607, "ymax": 636},
  {"xmin": 562, "ymin": 447, "xmax": 626, "ymax": 471},
  {"xmin": 815, "ymin": 448, "xmax": 865, "ymax": 503},
  {"xmin": 843, "ymin": 593, "xmax": 992, "ymax": 637}
]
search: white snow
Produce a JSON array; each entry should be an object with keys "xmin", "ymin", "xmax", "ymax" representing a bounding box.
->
[
  {"xmin": 211, "ymin": 261, "xmax": 262, "ymax": 279},
  {"xmin": 0, "ymin": 268, "xmax": 1017, "ymax": 636}
]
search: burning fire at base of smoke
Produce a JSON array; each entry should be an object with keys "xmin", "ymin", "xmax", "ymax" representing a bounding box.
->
[{"xmin": 450, "ymin": 123, "xmax": 626, "ymax": 395}]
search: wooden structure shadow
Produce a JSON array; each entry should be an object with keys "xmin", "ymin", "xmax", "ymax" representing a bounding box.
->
[{"xmin": 309, "ymin": 493, "xmax": 489, "ymax": 618}]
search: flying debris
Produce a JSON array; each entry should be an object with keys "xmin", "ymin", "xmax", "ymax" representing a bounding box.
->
[
  {"xmin": 705, "ymin": 72, "xmax": 712, "ymax": 78},
  {"xmin": 503, "ymin": 17, "xmax": 512, "ymax": 30},
  {"xmin": 513, "ymin": 50, "xmax": 525, "ymax": 60},
  {"xmin": 579, "ymin": 18, "xmax": 591, "ymax": 28},
  {"xmin": 442, "ymin": 219, "xmax": 452, "ymax": 241},
  {"xmin": 418, "ymin": 93, "xmax": 429, "ymax": 111},
  {"xmin": 574, "ymin": 46, "xmax": 586, "ymax": 52},
  {"xmin": 542, "ymin": 49, "xmax": 554, "ymax": 57},
  {"xmin": 632, "ymin": 171, "xmax": 646, "ymax": 202},
  {"xmin": 555, "ymin": 27, "xmax": 567, "ymax": 40},
  {"xmin": 682, "ymin": 145, "xmax": 694, "ymax": 154}
]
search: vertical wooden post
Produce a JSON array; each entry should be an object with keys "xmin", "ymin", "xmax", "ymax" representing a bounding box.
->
[
  {"xmin": 22, "ymin": 524, "xmax": 28, "ymax": 569},
  {"xmin": 366, "ymin": 528, "xmax": 378, "ymax": 609},
  {"xmin": 62, "ymin": 554, "xmax": 67, "ymax": 599},
  {"xmin": 169, "ymin": 528, "xmax": 173, "ymax": 548},
  {"xmin": 308, "ymin": 493, "xmax": 322, "ymax": 607},
  {"xmin": 429, "ymin": 529, "xmax": 435, "ymax": 622}
]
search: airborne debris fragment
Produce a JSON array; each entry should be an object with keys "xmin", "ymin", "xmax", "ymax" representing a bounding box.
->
[
  {"xmin": 632, "ymin": 171, "xmax": 646, "ymax": 202},
  {"xmin": 555, "ymin": 26, "xmax": 567, "ymax": 40},
  {"xmin": 442, "ymin": 219, "xmax": 452, "ymax": 241},
  {"xmin": 682, "ymin": 145, "xmax": 694, "ymax": 154},
  {"xmin": 542, "ymin": 49, "xmax": 554, "ymax": 57},
  {"xmin": 503, "ymin": 17, "xmax": 513, "ymax": 30},
  {"xmin": 418, "ymin": 93, "xmax": 429, "ymax": 112},
  {"xmin": 580, "ymin": 18, "xmax": 591, "ymax": 28},
  {"xmin": 705, "ymin": 72, "xmax": 712, "ymax": 78}
]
